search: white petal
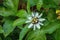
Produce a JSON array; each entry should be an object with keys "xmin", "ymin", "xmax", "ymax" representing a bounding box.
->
[
  {"xmin": 36, "ymin": 24, "xmax": 41, "ymax": 29},
  {"xmin": 39, "ymin": 18, "xmax": 45, "ymax": 22},
  {"xmin": 33, "ymin": 25, "xmax": 36, "ymax": 30},
  {"xmin": 28, "ymin": 17, "xmax": 32, "ymax": 20},
  {"xmin": 35, "ymin": 12, "xmax": 39, "ymax": 17},
  {"xmin": 39, "ymin": 22, "xmax": 44, "ymax": 25},
  {"xmin": 28, "ymin": 23, "xmax": 33, "ymax": 28},
  {"xmin": 38, "ymin": 13, "xmax": 43, "ymax": 18},
  {"xmin": 32, "ymin": 12, "xmax": 34, "ymax": 17},
  {"xmin": 25, "ymin": 21, "xmax": 31, "ymax": 23}
]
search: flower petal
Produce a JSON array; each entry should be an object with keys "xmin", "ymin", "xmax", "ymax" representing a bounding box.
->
[
  {"xmin": 32, "ymin": 12, "xmax": 34, "ymax": 17},
  {"xmin": 38, "ymin": 13, "xmax": 43, "ymax": 18},
  {"xmin": 35, "ymin": 12, "xmax": 39, "ymax": 17},
  {"xmin": 33, "ymin": 24, "xmax": 36, "ymax": 30},
  {"xmin": 25, "ymin": 21, "xmax": 31, "ymax": 23},
  {"xmin": 36, "ymin": 24, "xmax": 40, "ymax": 29},
  {"xmin": 28, "ymin": 17, "xmax": 32, "ymax": 20},
  {"xmin": 39, "ymin": 22, "xmax": 44, "ymax": 25},
  {"xmin": 39, "ymin": 18, "xmax": 45, "ymax": 22},
  {"xmin": 28, "ymin": 23, "xmax": 33, "ymax": 28}
]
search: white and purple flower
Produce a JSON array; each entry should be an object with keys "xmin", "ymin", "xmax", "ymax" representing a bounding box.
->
[{"xmin": 26, "ymin": 12, "xmax": 45, "ymax": 30}]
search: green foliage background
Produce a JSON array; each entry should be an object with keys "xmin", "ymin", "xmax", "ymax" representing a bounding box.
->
[{"xmin": 0, "ymin": 0, "xmax": 60, "ymax": 40}]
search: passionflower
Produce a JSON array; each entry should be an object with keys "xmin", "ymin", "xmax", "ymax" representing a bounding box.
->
[{"xmin": 26, "ymin": 12, "xmax": 45, "ymax": 30}]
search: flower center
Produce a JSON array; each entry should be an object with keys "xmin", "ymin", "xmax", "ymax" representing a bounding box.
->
[{"xmin": 32, "ymin": 17, "xmax": 38, "ymax": 24}]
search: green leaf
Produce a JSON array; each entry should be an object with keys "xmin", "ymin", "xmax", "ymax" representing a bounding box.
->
[
  {"xmin": 41, "ymin": 20, "xmax": 60, "ymax": 34},
  {"xmin": 3, "ymin": 0, "xmax": 19, "ymax": 12},
  {"xmin": 53, "ymin": 28, "xmax": 60, "ymax": 40},
  {"xmin": 19, "ymin": 25, "xmax": 30, "ymax": 40},
  {"xmin": 27, "ymin": 0, "xmax": 31, "ymax": 13},
  {"xmin": 0, "ymin": 7, "xmax": 15, "ymax": 16},
  {"xmin": 16, "ymin": 10, "xmax": 27, "ymax": 18},
  {"xmin": 27, "ymin": 0, "xmax": 43, "ymax": 11},
  {"xmin": 25, "ymin": 30, "xmax": 46, "ymax": 40},
  {"xmin": 43, "ymin": 0, "xmax": 57, "ymax": 8},
  {"xmin": 12, "ymin": 0, "xmax": 19, "ymax": 10},
  {"xmin": 13, "ymin": 18, "xmax": 26, "ymax": 27},
  {"xmin": 37, "ymin": 0, "xmax": 43, "ymax": 11},
  {"xmin": 17, "ymin": 25, "xmax": 23, "ymax": 29},
  {"xmin": 30, "ymin": 0, "xmax": 39, "ymax": 7},
  {"xmin": 3, "ymin": 19, "xmax": 16, "ymax": 37},
  {"xmin": 3, "ymin": 0, "xmax": 14, "ymax": 9},
  {"xmin": 47, "ymin": 9, "xmax": 56, "ymax": 22},
  {"xmin": 25, "ymin": 0, "xmax": 39, "ymax": 7},
  {"xmin": 53, "ymin": 0, "xmax": 60, "ymax": 5},
  {"xmin": 0, "ymin": 25, "xmax": 4, "ymax": 33}
]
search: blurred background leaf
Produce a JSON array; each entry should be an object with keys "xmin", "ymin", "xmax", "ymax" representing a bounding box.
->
[
  {"xmin": 16, "ymin": 9, "xmax": 27, "ymax": 18},
  {"xmin": 0, "ymin": 25, "xmax": 4, "ymax": 33},
  {"xmin": 43, "ymin": 0, "xmax": 57, "ymax": 8},
  {"xmin": 53, "ymin": 0, "xmax": 60, "ymax": 5},
  {"xmin": 41, "ymin": 20, "xmax": 60, "ymax": 34},
  {"xmin": 13, "ymin": 18, "xmax": 26, "ymax": 27},
  {"xmin": 0, "ymin": 7, "xmax": 15, "ymax": 17},
  {"xmin": 47, "ymin": 9, "xmax": 56, "ymax": 22},
  {"xmin": 37, "ymin": 0, "xmax": 43, "ymax": 11},
  {"xmin": 25, "ymin": 30, "xmax": 46, "ymax": 40},
  {"xmin": 3, "ymin": 0, "xmax": 19, "ymax": 10},
  {"xmin": 52, "ymin": 28, "xmax": 60, "ymax": 40},
  {"xmin": 0, "ymin": 0, "xmax": 19, "ymax": 17},
  {"xmin": 3, "ymin": 18, "xmax": 16, "ymax": 37},
  {"xmin": 19, "ymin": 25, "xmax": 30, "ymax": 40},
  {"xmin": 3, "ymin": 0, "xmax": 14, "ymax": 9}
]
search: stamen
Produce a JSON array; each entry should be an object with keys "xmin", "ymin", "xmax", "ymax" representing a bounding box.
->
[{"xmin": 32, "ymin": 17, "xmax": 38, "ymax": 24}]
